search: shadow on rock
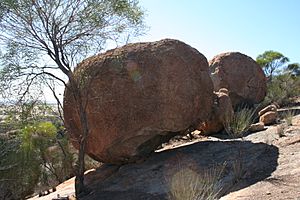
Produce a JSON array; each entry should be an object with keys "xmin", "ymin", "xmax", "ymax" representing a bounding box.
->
[{"xmin": 82, "ymin": 140, "xmax": 279, "ymax": 200}]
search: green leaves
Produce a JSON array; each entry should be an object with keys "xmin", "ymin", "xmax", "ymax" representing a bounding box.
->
[
  {"xmin": 22, "ymin": 121, "xmax": 57, "ymax": 152},
  {"xmin": 0, "ymin": 134, "xmax": 41, "ymax": 200},
  {"xmin": 256, "ymin": 51, "xmax": 289, "ymax": 67},
  {"xmin": 0, "ymin": 0, "xmax": 145, "ymax": 68},
  {"xmin": 257, "ymin": 50, "xmax": 300, "ymax": 106},
  {"xmin": 0, "ymin": 101, "xmax": 74, "ymax": 198},
  {"xmin": 111, "ymin": 0, "xmax": 144, "ymax": 24},
  {"xmin": 256, "ymin": 50, "xmax": 290, "ymax": 79},
  {"xmin": 264, "ymin": 73, "xmax": 300, "ymax": 106},
  {"xmin": 0, "ymin": 0, "xmax": 146, "ymax": 104},
  {"xmin": 287, "ymin": 63, "xmax": 300, "ymax": 76}
]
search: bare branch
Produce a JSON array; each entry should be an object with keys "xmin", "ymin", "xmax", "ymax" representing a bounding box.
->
[
  {"xmin": 42, "ymin": 71, "xmax": 67, "ymax": 87},
  {"xmin": 45, "ymin": 80, "xmax": 64, "ymax": 123}
]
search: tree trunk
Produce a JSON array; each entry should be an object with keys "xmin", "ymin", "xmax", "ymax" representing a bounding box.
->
[
  {"xmin": 69, "ymin": 76, "xmax": 90, "ymax": 198},
  {"xmin": 75, "ymin": 106, "xmax": 88, "ymax": 197}
]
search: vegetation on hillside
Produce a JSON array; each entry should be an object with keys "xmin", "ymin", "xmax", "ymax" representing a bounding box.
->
[
  {"xmin": 0, "ymin": 0, "xmax": 146, "ymax": 196},
  {"xmin": 0, "ymin": 2, "xmax": 299, "ymax": 197},
  {"xmin": 0, "ymin": 102, "xmax": 73, "ymax": 199},
  {"xmin": 256, "ymin": 50, "xmax": 300, "ymax": 107}
]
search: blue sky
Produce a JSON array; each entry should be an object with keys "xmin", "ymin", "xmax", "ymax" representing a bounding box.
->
[{"xmin": 136, "ymin": 0, "xmax": 300, "ymax": 63}]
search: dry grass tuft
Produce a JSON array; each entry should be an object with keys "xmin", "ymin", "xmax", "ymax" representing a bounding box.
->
[
  {"xmin": 223, "ymin": 107, "xmax": 256, "ymax": 138},
  {"xmin": 167, "ymin": 162, "xmax": 226, "ymax": 200},
  {"xmin": 283, "ymin": 110, "xmax": 295, "ymax": 126}
]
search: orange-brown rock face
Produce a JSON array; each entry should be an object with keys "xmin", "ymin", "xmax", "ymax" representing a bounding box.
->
[
  {"xmin": 63, "ymin": 39, "xmax": 214, "ymax": 164},
  {"xmin": 198, "ymin": 88, "xmax": 234, "ymax": 135},
  {"xmin": 260, "ymin": 111, "xmax": 278, "ymax": 125},
  {"xmin": 209, "ymin": 52, "xmax": 267, "ymax": 109},
  {"xmin": 258, "ymin": 104, "xmax": 277, "ymax": 116}
]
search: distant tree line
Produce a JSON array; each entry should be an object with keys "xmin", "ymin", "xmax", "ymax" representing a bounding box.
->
[{"xmin": 256, "ymin": 50, "xmax": 300, "ymax": 106}]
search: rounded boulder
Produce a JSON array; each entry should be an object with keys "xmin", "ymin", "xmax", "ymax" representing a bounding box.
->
[
  {"xmin": 209, "ymin": 52, "xmax": 267, "ymax": 109},
  {"xmin": 63, "ymin": 39, "xmax": 214, "ymax": 164}
]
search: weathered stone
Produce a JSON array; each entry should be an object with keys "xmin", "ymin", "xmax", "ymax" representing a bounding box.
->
[
  {"xmin": 209, "ymin": 52, "xmax": 267, "ymax": 109},
  {"xmin": 63, "ymin": 39, "xmax": 214, "ymax": 164},
  {"xmin": 198, "ymin": 88, "xmax": 233, "ymax": 135},
  {"xmin": 221, "ymin": 116, "xmax": 300, "ymax": 200},
  {"xmin": 80, "ymin": 140, "xmax": 278, "ymax": 200},
  {"xmin": 258, "ymin": 104, "xmax": 277, "ymax": 116},
  {"xmin": 28, "ymin": 116, "xmax": 300, "ymax": 200},
  {"xmin": 27, "ymin": 138, "xmax": 279, "ymax": 200},
  {"xmin": 249, "ymin": 122, "xmax": 265, "ymax": 132},
  {"xmin": 260, "ymin": 111, "xmax": 278, "ymax": 125}
]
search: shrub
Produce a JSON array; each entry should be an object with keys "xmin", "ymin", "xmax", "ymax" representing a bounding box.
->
[
  {"xmin": 264, "ymin": 73, "xmax": 300, "ymax": 106},
  {"xmin": 0, "ymin": 103, "xmax": 75, "ymax": 198},
  {"xmin": 0, "ymin": 136, "xmax": 41, "ymax": 200},
  {"xmin": 22, "ymin": 122, "xmax": 75, "ymax": 185}
]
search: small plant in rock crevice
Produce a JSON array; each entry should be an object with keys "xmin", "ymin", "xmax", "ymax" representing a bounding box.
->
[
  {"xmin": 223, "ymin": 107, "xmax": 256, "ymax": 139},
  {"xmin": 283, "ymin": 110, "xmax": 295, "ymax": 126},
  {"xmin": 166, "ymin": 161, "xmax": 226, "ymax": 200}
]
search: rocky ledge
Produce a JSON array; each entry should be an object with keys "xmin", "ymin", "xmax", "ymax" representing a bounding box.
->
[{"xmin": 29, "ymin": 113, "xmax": 300, "ymax": 200}]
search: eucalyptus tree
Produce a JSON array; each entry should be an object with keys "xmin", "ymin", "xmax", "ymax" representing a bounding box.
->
[
  {"xmin": 0, "ymin": 0, "xmax": 145, "ymax": 196},
  {"xmin": 287, "ymin": 63, "xmax": 300, "ymax": 76},
  {"xmin": 256, "ymin": 50, "xmax": 289, "ymax": 80}
]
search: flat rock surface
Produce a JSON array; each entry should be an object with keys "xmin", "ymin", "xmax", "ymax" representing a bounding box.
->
[
  {"xmin": 28, "ymin": 114, "xmax": 300, "ymax": 200},
  {"xmin": 221, "ymin": 115, "xmax": 300, "ymax": 200}
]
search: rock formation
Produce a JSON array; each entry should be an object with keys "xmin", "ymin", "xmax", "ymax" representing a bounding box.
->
[
  {"xmin": 260, "ymin": 111, "xmax": 278, "ymax": 125},
  {"xmin": 209, "ymin": 52, "xmax": 267, "ymax": 109},
  {"xmin": 249, "ymin": 122, "xmax": 265, "ymax": 132},
  {"xmin": 198, "ymin": 88, "xmax": 234, "ymax": 135},
  {"xmin": 28, "ymin": 114, "xmax": 300, "ymax": 200},
  {"xmin": 80, "ymin": 140, "xmax": 278, "ymax": 200},
  {"xmin": 63, "ymin": 39, "xmax": 214, "ymax": 164},
  {"xmin": 258, "ymin": 104, "xmax": 277, "ymax": 116},
  {"xmin": 259, "ymin": 104, "xmax": 278, "ymax": 125}
]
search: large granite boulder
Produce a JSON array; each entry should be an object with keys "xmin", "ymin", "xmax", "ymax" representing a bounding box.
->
[
  {"xmin": 63, "ymin": 39, "xmax": 214, "ymax": 164},
  {"xmin": 209, "ymin": 52, "xmax": 267, "ymax": 109}
]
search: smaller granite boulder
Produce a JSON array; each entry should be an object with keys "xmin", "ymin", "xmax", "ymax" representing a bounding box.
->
[
  {"xmin": 209, "ymin": 52, "xmax": 267, "ymax": 109},
  {"xmin": 198, "ymin": 88, "xmax": 234, "ymax": 135},
  {"xmin": 249, "ymin": 122, "xmax": 265, "ymax": 132},
  {"xmin": 260, "ymin": 111, "xmax": 278, "ymax": 125},
  {"xmin": 258, "ymin": 104, "xmax": 277, "ymax": 116}
]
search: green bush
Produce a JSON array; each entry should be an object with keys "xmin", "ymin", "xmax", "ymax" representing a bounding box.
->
[
  {"xmin": 0, "ymin": 137, "xmax": 41, "ymax": 199},
  {"xmin": 264, "ymin": 73, "xmax": 300, "ymax": 106},
  {"xmin": 0, "ymin": 104, "xmax": 75, "ymax": 198}
]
